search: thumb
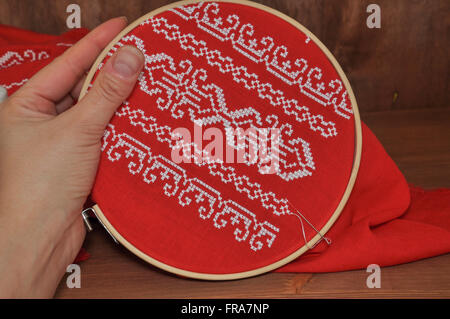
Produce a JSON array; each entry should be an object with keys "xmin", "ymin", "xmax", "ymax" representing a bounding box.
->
[{"xmin": 74, "ymin": 45, "xmax": 144, "ymax": 130}]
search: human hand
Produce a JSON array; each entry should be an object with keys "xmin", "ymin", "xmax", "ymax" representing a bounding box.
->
[{"xmin": 0, "ymin": 17, "xmax": 144, "ymax": 298}]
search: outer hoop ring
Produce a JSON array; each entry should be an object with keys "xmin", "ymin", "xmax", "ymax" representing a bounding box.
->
[{"xmin": 80, "ymin": 0, "xmax": 363, "ymax": 280}]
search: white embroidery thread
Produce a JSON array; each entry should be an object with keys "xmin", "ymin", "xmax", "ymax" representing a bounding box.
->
[
  {"xmin": 170, "ymin": 2, "xmax": 353, "ymax": 119},
  {"xmin": 106, "ymin": 39, "xmax": 315, "ymax": 182},
  {"xmin": 0, "ymin": 50, "xmax": 49, "ymax": 69},
  {"xmin": 143, "ymin": 16, "xmax": 338, "ymax": 138},
  {"xmin": 103, "ymin": 124, "xmax": 280, "ymax": 251}
]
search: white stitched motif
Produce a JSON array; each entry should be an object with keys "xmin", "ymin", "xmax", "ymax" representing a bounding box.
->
[
  {"xmin": 142, "ymin": 16, "xmax": 338, "ymax": 138},
  {"xmin": 113, "ymin": 103, "xmax": 306, "ymax": 221},
  {"xmin": 102, "ymin": 124, "xmax": 280, "ymax": 251},
  {"xmin": 106, "ymin": 38, "xmax": 315, "ymax": 182},
  {"xmin": 0, "ymin": 50, "xmax": 49, "ymax": 69},
  {"xmin": 170, "ymin": 2, "xmax": 353, "ymax": 119}
]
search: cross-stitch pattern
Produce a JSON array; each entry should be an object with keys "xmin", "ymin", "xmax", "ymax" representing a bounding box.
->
[
  {"xmin": 0, "ymin": 49, "xmax": 49, "ymax": 69},
  {"xmin": 102, "ymin": 124, "xmax": 279, "ymax": 251}
]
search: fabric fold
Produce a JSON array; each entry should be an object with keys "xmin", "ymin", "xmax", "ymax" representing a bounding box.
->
[{"xmin": 277, "ymin": 124, "xmax": 450, "ymax": 272}]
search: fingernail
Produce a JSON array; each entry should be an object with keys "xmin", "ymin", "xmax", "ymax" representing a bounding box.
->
[{"xmin": 112, "ymin": 46, "xmax": 143, "ymax": 77}]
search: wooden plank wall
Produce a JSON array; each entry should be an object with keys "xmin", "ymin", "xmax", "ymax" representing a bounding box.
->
[{"xmin": 0, "ymin": 0, "xmax": 448, "ymax": 113}]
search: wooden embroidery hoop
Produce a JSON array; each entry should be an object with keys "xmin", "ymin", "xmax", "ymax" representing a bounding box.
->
[{"xmin": 80, "ymin": 0, "xmax": 363, "ymax": 280}]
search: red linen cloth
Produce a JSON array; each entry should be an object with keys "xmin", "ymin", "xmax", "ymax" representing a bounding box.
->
[{"xmin": 1, "ymin": 23, "xmax": 449, "ymax": 272}]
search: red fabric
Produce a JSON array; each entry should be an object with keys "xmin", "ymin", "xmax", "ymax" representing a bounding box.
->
[{"xmin": 1, "ymin": 2, "xmax": 449, "ymax": 275}]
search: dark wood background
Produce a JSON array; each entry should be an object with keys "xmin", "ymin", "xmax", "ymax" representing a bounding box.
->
[{"xmin": 0, "ymin": 0, "xmax": 448, "ymax": 114}]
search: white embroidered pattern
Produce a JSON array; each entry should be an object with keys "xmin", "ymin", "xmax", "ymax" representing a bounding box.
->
[
  {"xmin": 170, "ymin": 2, "xmax": 353, "ymax": 119},
  {"xmin": 0, "ymin": 50, "xmax": 50, "ymax": 69},
  {"xmin": 142, "ymin": 16, "xmax": 338, "ymax": 138},
  {"xmin": 107, "ymin": 36, "xmax": 315, "ymax": 182},
  {"xmin": 114, "ymin": 102, "xmax": 302, "ymax": 219},
  {"xmin": 102, "ymin": 124, "xmax": 279, "ymax": 251}
]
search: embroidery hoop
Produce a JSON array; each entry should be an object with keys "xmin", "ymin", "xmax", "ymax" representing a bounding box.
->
[{"xmin": 80, "ymin": 0, "xmax": 362, "ymax": 280}]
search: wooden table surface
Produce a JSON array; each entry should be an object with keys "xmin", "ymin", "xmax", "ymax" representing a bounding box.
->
[{"xmin": 55, "ymin": 107, "xmax": 450, "ymax": 298}]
